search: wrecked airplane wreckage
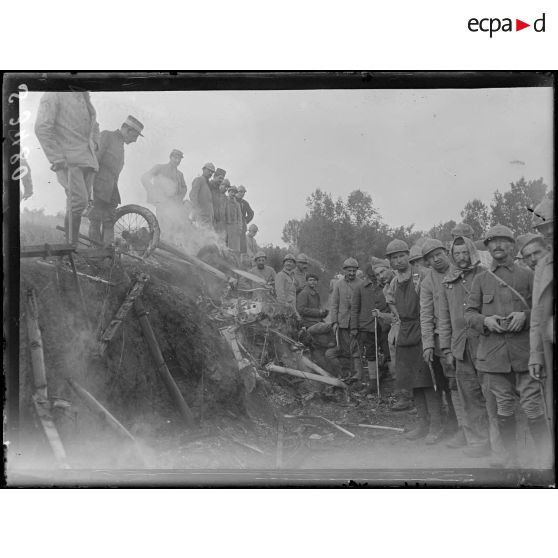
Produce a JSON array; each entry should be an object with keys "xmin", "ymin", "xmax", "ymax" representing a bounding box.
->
[{"xmin": 16, "ymin": 204, "xmax": 365, "ymax": 471}]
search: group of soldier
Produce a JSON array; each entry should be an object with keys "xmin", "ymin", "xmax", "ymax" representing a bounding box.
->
[
  {"xmin": 32, "ymin": 90, "xmax": 553, "ymax": 469},
  {"xmin": 34, "ymin": 90, "xmax": 261, "ymax": 260},
  {"xmin": 238, "ymin": 212, "xmax": 554, "ymax": 469}
]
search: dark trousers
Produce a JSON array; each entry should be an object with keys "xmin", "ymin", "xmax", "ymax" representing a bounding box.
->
[{"xmin": 456, "ymin": 346, "xmax": 490, "ymax": 448}]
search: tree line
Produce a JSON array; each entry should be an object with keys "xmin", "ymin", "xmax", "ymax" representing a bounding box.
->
[{"xmin": 272, "ymin": 177, "xmax": 549, "ymax": 273}]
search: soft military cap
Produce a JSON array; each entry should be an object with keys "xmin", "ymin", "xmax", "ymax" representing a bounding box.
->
[
  {"xmin": 170, "ymin": 149, "xmax": 184, "ymax": 158},
  {"xmin": 516, "ymin": 233, "xmax": 544, "ymax": 254},
  {"xmin": 123, "ymin": 115, "xmax": 144, "ymax": 136}
]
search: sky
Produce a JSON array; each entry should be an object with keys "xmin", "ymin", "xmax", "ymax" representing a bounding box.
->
[{"xmin": 20, "ymin": 87, "xmax": 553, "ymax": 246}]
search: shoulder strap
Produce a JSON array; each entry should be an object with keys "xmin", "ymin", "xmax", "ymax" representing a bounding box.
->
[{"xmin": 485, "ymin": 268, "xmax": 530, "ymax": 310}]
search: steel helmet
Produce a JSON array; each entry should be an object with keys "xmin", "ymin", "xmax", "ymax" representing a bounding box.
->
[
  {"xmin": 254, "ymin": 250, "xmax": 267, "ymax": 261},
  {"xmin": 484, "ymin": 224, "xmax": 515, "ymax": 245},
  {"xmin": 248, "ymin": 224, "xmax": 259, "ymax": 232},
  {"xmin": 422, "ymin": 238, "xmax": 445, "ymax": 259},
  {"xmin": 451, "ymin": 222, "xmax": 475, "ymax": 238},
  {"xmin": 202, "ymin": 162, "xmax": 216, "ymax": 172},
  {"xmin": 385, "ymin": 239, "xmax": 409, "ymax": 257},
  {"xmin": 342, "ymin": 257, "xmax": 359, "ymax": 269},
  {"xmin": 408, "ymin": 244, "xmax": 423, "ymax": 263},
  {"xmin": 283, "ymin": 253, "xmax": 296, "ymax": 263},
  {"xmin": 531, "ymin": 197, "xmax": 554, "ymax": 229},
  {"xmin": 296, "ymin": 253, "xmax": 309, "ymax": 263}
]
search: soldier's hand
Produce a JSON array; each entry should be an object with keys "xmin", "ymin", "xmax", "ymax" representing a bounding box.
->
[
  {"xmin": 350, "ymin": 329, "xmax": 358, "ymax": 338},
  {"xmin": 528, "ymin": 364, "xmax": 545, "ymax": 381},
  {"xmin": 506, "ymin": 312, "xmax": 526, "ymax": 333},
  {"xmin": 423, "ymin": 348, "xmax": 434, "ymax": 363},
  {"xmin": 444, "ymin": 351, "xmax": 455, "ymax": 369},
  {"xmin": 484, "ymin": 315, "xmax": 506, "ymax": 333},
  {"xmin": 332, "ymin": 322, "xmax": 339, "ymax": 334},
  {"xmin": 50, "ymin": 161, "xmax": 67, "ymax": 172},
  {"xmin": 321, "ymin": 309, "xmax": 329, "ymax": 318},
  {"xmin": 371, "ymin": 309, "xmax": 380, "ymax": 318}
]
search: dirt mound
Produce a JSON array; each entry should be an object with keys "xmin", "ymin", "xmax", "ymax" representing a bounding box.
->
[{"xmin": 17, "ymin": 245, "xmax": 273, "ymax": 468}]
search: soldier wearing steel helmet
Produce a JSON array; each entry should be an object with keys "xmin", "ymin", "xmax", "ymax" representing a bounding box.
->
[
  {"xmin": 238, "ymin": 250, "xmax": 276, "ymax": 299},
  {"xmin": 245, "ymin": 223, "xmax": 260, "ymax": 261},
  {"xmin": 327, "ymin": 257, "xmax": 364, "ymax": 379},
  {"xmin": 465, "ymin": 224, "xmax": 550, "ymax": 468},
  {"xmin": 275, "ymin": 253, "xmax": 299, "ymax": 314},
  {"xmin": 419, "ymin": 238, "xmax": 459, "ymax": 445},
  {"xmin": 528, "ymin": 196, "xmax": 554, "ymax": 446},
  {"xmin": 189, "ymin": 162, "xmax": 215, "ymax": 228}
]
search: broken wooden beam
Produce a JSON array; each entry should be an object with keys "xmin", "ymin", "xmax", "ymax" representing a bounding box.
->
[
  {"xmin": 220, "ymin": 327, "xmax": 252, "ymax": 372},
  {"xmin": 67, "ymin": 378, "xmax": 146, "ymax": 464},
  {"xmin": 20, "ymin": 243, "xmax": 76, "ymax": 258},
  {"xmin": 349, "ymin": 423, "xmax": 405, "ymax": 433},
  {"xmin": 301, "ymin": 355, "xmax": 334, "ymax": 378},
  {"xmin": 283, "ymin": 414, "xmax": 356, "ymax": 438},
  {"xmin": 36, "ymin": 260, "xmax": 116, "ymax": 286},
  {"xmin": 134, "ymin": 296, "xmax": 195, "ymax": 427},
  {"xmin": 265, "ymin": 364, "xmax": 347, "ymax": 389},
  {"xmin": 24, "ymin": 288, "xmax": 48, "ymax": 400},
  {"xmin": 98, "ymin": 273, "xmax": 149, "ymax": 354},
  {"xmin": 158, "ymin": 240, "xmax": 228, "ymax": 281},
  {"xmin": 33, "ymin": 395, "xmax": 70, "ymax": 468}
]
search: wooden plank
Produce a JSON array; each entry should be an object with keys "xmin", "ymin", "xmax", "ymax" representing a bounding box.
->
[
  {"xmin": 135, "ymin": 296, "xmax": 195, "ymax": 427},
  {"xmin": 24, "ymin": 288, "xmax": 48, "ymax": 400},
  {"xmin": 67, "ymin": 379, "xmax": 146, "ymax": 464},
  {"xmin": 157, "ymin": 241, "xmax": 228, "ymax": 281},
  {"xmin": 33, "ymin": 395, "xmax": 70, "ymax": 469},
  {"xmin": 20, "ymin": 243, "xmax": 76, "ymax": 258},
  {"xmin": 301, "ymin": 355, "xmax": 334, "ymax": 378},
  {"xmin": 98, "ymin": 273, "xmax": 149, "ymax": 354},
  {"xmin": 265, "ymin": 364, "xmax": 347, "ymax": 389}
]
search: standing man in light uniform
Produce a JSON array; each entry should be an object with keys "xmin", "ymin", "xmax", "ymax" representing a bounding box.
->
[{"xmin": 35, "ymin": 90, "xmax": 100, "ymax": 244}]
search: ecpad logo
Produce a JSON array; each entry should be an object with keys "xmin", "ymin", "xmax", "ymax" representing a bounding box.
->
[{"xmin": 468, "ymin": 13, "xmax": 546, "ymax": 37}]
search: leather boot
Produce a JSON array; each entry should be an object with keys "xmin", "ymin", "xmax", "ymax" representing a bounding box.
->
[
  {"xmin": 89, "ymin": 219, "xmax": 102, "ymax": 244},
  {"xmin": 528, "ymin": 416, "xmax": 553, "ymax": 469},
  {"xmin": 425, "ymin": 387, "xmax": 444, "ymax": 445},
  {"xmin": 392, "ymin": 389, "xmax": 413, "ymax": 411},
  {"xmin": 70, "ymin": 213, "xmax": 82, "ymax": 246},
  {"xmin": 491, "ymin": 415, "xmax": 518, "ymax": 468},
  {"xmin": 446, "ymin": 427, "xmax": 467, "ymax": 449},
  {"xmin": 406, "ymin": 388, "xmax": 429, "ymax": 440}
]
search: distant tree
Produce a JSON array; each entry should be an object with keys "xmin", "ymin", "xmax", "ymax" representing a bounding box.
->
[
  {"xmin": 490, "ymin": 177, "xmax": 548, "ymax": 235},
  {"xmin": 460, "ymin": 199, "xmax": 490, "ymax": 239},
  {"xmin": 345, "ymin": 190, "xmax": 379, "ymax": 227},
  {"xmin": 428, "ymin": 220, "xmax": 457, "ymax": 243},
  {"xmin": 389, "ymin": 224, "xmax": 425, "ymax": 248},
  {"xmin": 281, "ymin": 218, "xmax": 302, "ymax": 247}
]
